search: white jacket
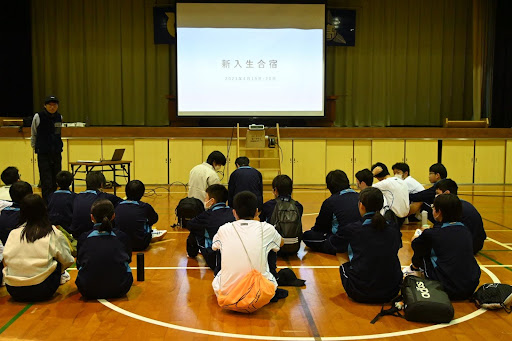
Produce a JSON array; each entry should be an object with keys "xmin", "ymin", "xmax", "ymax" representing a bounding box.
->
[
  {"xmin": 3, "ymin": 225, "xmax": 74, "ymax": 287},
  {"xmin": 188, "ymin": 162, "xmax": 220, "ymax": 202}
]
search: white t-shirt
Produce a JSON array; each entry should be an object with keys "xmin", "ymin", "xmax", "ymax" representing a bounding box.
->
[
  {"xmin": 373, "ymin": 177, "xmax": 410, "ymax": 218},
  {"xmin": 188, "ymin": 162, "xmax": 220, "ymax": 202},
  {"xmin": 3, "ymin": 225, "xmax": 74, "ymax": 287},
  {"xmin": 212, "ymin": 220, "xmax": 282, "ymax": 297},
  {"xmin": 0, "ymin": 185, "xmax": 11, "ymax": 201},
  {"xmin": 403, "ymin": 176, "xmax": 425, "ymax": 194}
]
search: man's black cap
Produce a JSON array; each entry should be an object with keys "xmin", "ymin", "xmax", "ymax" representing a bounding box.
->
[{"xmin": 44, "ymin": 95, "xmax": 59, "ymax": 104}]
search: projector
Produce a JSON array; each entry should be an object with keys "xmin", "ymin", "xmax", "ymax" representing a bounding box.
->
[{"xmin": 248, "ymin": 124, "xmax": 265, "ymax": 131}]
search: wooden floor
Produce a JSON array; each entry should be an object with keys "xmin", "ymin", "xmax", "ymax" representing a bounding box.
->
[{"xmin": 1, "ymin": 184, "xmax": 512, "ymax": 340}]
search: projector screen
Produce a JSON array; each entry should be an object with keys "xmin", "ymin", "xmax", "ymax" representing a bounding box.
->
[{"xmin": 176, "ymin": 2, "xmax": 325, "ymax": 117}]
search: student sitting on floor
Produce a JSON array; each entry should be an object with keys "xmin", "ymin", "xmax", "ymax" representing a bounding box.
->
[
  {"xmin": 303, "ymin": 170, "xmax": 360, "ymax": 254},
  {"xmin": 115, "ymin": 180, "xmax": 166, "ymax": 251},
  {"xmin": 408, "ymin": 193, "xmax": 481, "ymax": 300},
  {"xmin": 0, "ymin": 181, "xmax": 33, "ymax": 246},
  {"xmin": 338, "ymin": 187, "xmax": 403, "ymax": 303},
  {"xmin": 355, "ymin": 169, "xmax": 373, "ymax": 190},
  {"xmin": 48, "ymin": 170, "xmax": 77, "ymax": 233},
  {"xmin": 259, "ymin": 175, "xmax": 303, "ymax": 223},
  {"xmin": 187, "ymin": 184, "xmax": 235, "ymax": 273},
  {"xmin": 408, "ymin": 163, "xmax": 447, "ymax": 218},
  {"xmin": 2, "ymin": 194, "xmax": 74, "ymax": 302},
  {"xmin": 434, "ymin": 179, "xmax": 486, "ymax": 254},
  {"xmin": 212, "ymin": 191, "xmax": 284, "ymax": 305},
  {"xmin": 76, "ymin": 199, "xmax": 133, "ymax": 299},
  {"xmin": 70, "ymin": 171, "xmax": 122, "ymax": 239},
  {"xmin": 391, "ymin": 162, "xmax": 425, "ymax": 194},
  {"xmin": 228, "ymin": 157, "xmax": 263, "ymax": 209},
  {"xmin": 371, "ymin": 162, "xmax": 410, "ymax": 227}
]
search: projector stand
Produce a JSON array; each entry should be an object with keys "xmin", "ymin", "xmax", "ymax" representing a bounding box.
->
[{"xmin": 236, "ymin": 123, "xmax": 282, "ymax": 185}]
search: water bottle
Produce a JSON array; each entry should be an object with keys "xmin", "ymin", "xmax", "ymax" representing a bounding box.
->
[{"xmin": 421, "ymin": 210, "xmax": 428, "ymax": 228}]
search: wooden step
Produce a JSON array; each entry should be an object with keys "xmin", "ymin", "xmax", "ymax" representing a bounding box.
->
[{"xmin": 247, "ymin": 157, "xmax": 280, "ymax": 161}]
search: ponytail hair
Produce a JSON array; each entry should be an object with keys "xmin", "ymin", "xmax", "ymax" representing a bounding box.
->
[
  {"xmin": 91, "ymin": 199, "xmax": 115, "ymax": 232},
  {"xmin": 359, "ymin": 187, "xmax": 387, "ymax": 231}
]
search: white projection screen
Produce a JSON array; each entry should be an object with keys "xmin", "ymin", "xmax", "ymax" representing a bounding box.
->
[{"xmin": 176, "ymin": 2, "xmax": 325, "ymax": 117}]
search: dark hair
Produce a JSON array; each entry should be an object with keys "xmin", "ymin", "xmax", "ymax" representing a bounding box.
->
[
  {"xmin": 235, "ymin": 156, "xmax": 250, "ymax": 167},
  {"xmin": 56, "ymin": 170, "xmax": 73, "ymax": 189},
  {"xmin": 326, "ymin": 170, "xmax": 350, "ymax": 194},
  {"xmin": 91, "ymin": 199, "xmax": 115, "ymax": 232},
  {"xmin": 1, "ymin": 166, "xmax": 20, "ymax": 185},
  {"xmin": 435, "ymin": 178, "xmax": 458, "ymax": 195},
  {"xmin": 9, "ymin": 181, "xmax": 33, "ymax": 203},
  {"xmin": 233, "ymin": 191, "xmax": 258, "ymax": 219},
  {"xmin": 126, "ymin": 180, "xmax": 145, "ymax": 201},
  {"xmin": 86, "ymin": 171, "xmax": 106, "ymax": 190},
  {"xmin": 206, "ymin": 151, "xmax": 227, "ymax": 166},
  {"xmin": 433, "ymin": 193, "xmax": 462, "ymax": 222},
  {"xmin": 19, "ymin": 194, "xmax": 53, "ymax": 243},
  {"xmin": 359, "ymin": 187, "xmax": 387, "ymax": 231},
  {"xmin": 206, "ymin": 184, "xmax": 228, "ymax": 203},
  {"xmin": 272, "ymin": 174, "xmax": 293, "ymax": 196},
  {"xmin": 429, "ymin": 163, "xmax": 447, "ymax": 179},
  {"xmin": 392, "ymin": 162, "xmax": 410, "ymax": 176},
  {"xmin": 371, "ymin": 162, "xmax": 390, "ymax": 178},
  {"xmin": 355, "ymin": 169, "xmax": 374, "ymax": 187}
]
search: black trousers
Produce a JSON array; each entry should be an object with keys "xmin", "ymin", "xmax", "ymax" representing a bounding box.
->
[
  {"xmin": 303, "ymin": 230, "xmax": 339, "ymax": 255},
  {"xmin": 38, "ymin": 152, "xmax": 62, "ymax": 201},
  {"xmin": 6, "ymin": 263, "xmax": 61, "ymax": 302}
]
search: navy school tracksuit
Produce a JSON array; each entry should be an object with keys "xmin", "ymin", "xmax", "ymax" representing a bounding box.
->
[
  {"xmin": 228, "ymin": 166, "xmax": 263, "ymax": 209},
  {"xmin": 430, "ymin": 200, "xmax": 486, "ymax": 255},
  {"xmin": 75, "ymin": 224, "xmax": 133, "ymax": 299},
  {"xmin": 409, "ymin": 185, "xmax": 436, "ymax": 221},
  {"xmin": 0, "ymin": 204, "xmax": 21, "ymax": 245},
  {"xmin": 338, "ymin": 213, "xmax": 403, "ymax": 303},
  {"xmin": 187, "ymin": 202, "xmax": 235, "ymax": 273},
  {"xmin": 47, "ymin": 189, "xmax": 77, "ymax": 232},
  {"xmin": 114, "ymin": 200, "xmax": 159, "ymax": 251},
  {"xmin": 70, "ymin": 189, "xmax": 123, "ymax": 239},
  {"xmin": 303, "ymin": 189, "xmax": 360, "ymax": 254},
  {"xmin": 411, "ymin": 221, "xmax": 481, "ymax": 300}
]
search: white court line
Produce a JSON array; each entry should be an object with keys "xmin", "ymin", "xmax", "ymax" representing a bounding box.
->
[
  {"xmin": 66, "ymin": 264, "xmax": 512, "ymax": 271},
  {"xmin": 98, "ymin": 266, "xmax": 499, "ymax": 341},
  {"xmin": 302, "ymin": 213, "xmax": 319, "ymax": 216},
  {"xmin": 486, "ymin": 237, "xmax": 512, "ymax": 251}
]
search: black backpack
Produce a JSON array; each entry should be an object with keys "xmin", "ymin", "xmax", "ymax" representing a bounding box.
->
[
  {"xmin": 371, "ymin": 275, "xmax": 454, "ymax": 324},
  {"xmin": 270, "ymin": 198, "xmax": 302, "ymax": 254},
  {"xmin": 175, "ymin": 197, "xmax": 205, "ymax": 229},
  {"xmin": 472, "ymin": 283, "xmax": 512, "ymax": 313}
]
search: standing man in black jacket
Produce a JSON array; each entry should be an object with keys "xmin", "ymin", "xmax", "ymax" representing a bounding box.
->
[{"xmin": 31, "ymin": 95, "xmax": 63, "ymax": 201}]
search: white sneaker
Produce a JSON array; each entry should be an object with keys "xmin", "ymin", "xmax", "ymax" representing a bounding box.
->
[
  {"xmin": 151, "ymin": 229, "xmax": 167, "ymax": 242},
  {"xmin": 60, "ymin": 270, "xmax": 71, "ymax": 285},
  {"xmin": 402, "ymin": 264, "xmax": 424, "ymax": 278}
]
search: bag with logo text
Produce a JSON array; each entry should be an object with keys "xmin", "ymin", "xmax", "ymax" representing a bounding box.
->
[
  {"xmin": 371, "ymin": 275, "xmax": 454, "ymax": 324},
  {"xmin": 401, "ymin": 275, "xmax": 454, "ymax": 323}
]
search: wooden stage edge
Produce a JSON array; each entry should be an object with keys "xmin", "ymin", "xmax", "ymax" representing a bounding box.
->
[{"xmin": 1, "ymin": 126, "xmax": 512, "ymax": 139}]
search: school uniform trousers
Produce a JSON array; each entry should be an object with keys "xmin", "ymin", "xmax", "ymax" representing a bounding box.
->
[
  {"xmin": 76, "ymin": 226, "xmax": 133, "ymax": 299},
  {"xmin": 115, "ymin": 200, "xmax": 158, "ymax": 251},
  {"xmin": 228, "ymin": 166, "xmax": 263, "ymax": 209},
  {"xmin": 411, "ymin": 222, "xmax": 481, "ymax": 300},
  {"xmin": 338, "ymin": 214, "xmax": 403, "ymax": 303},
  {"xmin": 187, "ymin": 203, "xmax": 235, "ymax": 274},
  {"xmin": 303, "ymin": 190, "xmax": 360, "ymax": 254},
  {"xmin": 47, "ymin": 190, "xmax": 77, "ymax": 232},
  {"xmin": 70, "ymin": 190, "xmax": 122, "ymax": 239}
]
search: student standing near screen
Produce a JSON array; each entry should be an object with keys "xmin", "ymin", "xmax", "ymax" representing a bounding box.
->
[{"xmin": 31, "ymin": 95, "xmax": 63, "ymax": 201}]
